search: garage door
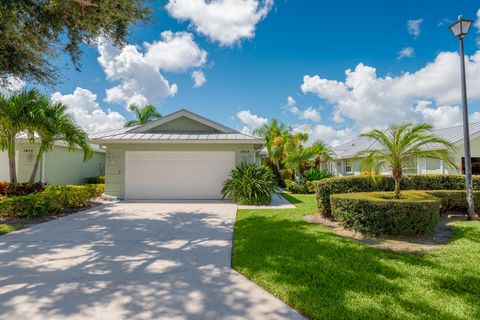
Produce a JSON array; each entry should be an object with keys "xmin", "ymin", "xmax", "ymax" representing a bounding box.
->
[{"xmin": 125, "ymin": 151, "xmax": 235, "ymax": 200}]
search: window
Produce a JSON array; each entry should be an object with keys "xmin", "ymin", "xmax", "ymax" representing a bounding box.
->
[
  {"xmin": 462, "ymin": 157, "xmax": 480, "ymax": 174},
  {"xmin": 344, "ymin": 159, "xmax": 352, "ymax": 173}
]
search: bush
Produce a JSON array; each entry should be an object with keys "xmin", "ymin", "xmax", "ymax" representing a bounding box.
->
[
  {"xmin": 0, "ymin": 182, "xmax": 46, "ymax": 196},
  {"xmin": 0, "ymin": 184, "xmax": 104, "ymax": 219},
  {"xmin": 287, "ymin": 181, "xmax": 309, "ymax": 194},
  {"xmin": 304, "ymin": 168, "xmax": 334, "ymax": 181},
  {"xmin": 221, "ymin": 163, "xmax": 280, "ymax": 205},
  {"xmin": 84, "ymin": 176, "xmax": 105, "ymax": 184},
  {"xmin": 424, "ymin": 190, "xmax": 480, "ymax": 214},
  {"xmin": 330, "ymin": 191, "xmax": 440, "ymax": 236},
  {"xmin": 316, "ymin": 174, "xmax": 480, "ymax": 217}
]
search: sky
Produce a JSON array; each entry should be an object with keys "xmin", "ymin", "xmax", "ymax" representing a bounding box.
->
[{"xmin": 3, "ymin": 0, "xmax": 480, "ymax": 146}]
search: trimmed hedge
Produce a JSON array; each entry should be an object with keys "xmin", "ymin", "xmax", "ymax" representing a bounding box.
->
[
  {"xmin": 330, "ymin": 191, "xmax": 440, "ymax": 236},
  {"xmin": 316, "ymin": 174, "xmax": 480, "ymax": 217},
  {"xmin": 84, "ymin": 176, "xmax": 105, "ymax": 184},
  {"xmin": 0, "ymin": 184, "xmax": 104, "ymax": 219},
  {"xmin": 425, "ymin": 190, "xmax": 480, "ymax": 214}
]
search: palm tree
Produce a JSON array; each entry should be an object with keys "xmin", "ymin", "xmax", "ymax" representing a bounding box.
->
[
  {"xmin": 283, "ymin": 145, "xmax": 315, "ymax": 180},
  {"xmin": 309, "ymin": 140, "xmax": 334, "ymax": 167},
  {"xmin": 357, "ymin": 123, "xmax": 457, "ymax": 199},
  {"xmin": 28, "ymin": 98, "xmax": 93, "ymax": 183},
  {"xmin": 124, "ymin": 103, "xmax": 162, "ymax": 127},
  {"xmin": 0, "ymin": 90, "xmax": 40, "ymax": 183}
]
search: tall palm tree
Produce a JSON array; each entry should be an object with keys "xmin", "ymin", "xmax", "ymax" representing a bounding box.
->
[
  {"xmin": 357, "ymin": 123, "xmax": 457, "ymax": 199},
  {"xmin": 124, "ymin": 103, "xmax": 162, "ymax": 127},
  {"xmin": 0, "ymin": 90, "xmax": 40, "ymax": 183},
  {"xmin": 28, "ymin": 98, "xmax": 93, "ymax": 183},
  {"xmin": 310, "ymin": 140, "xmax": 334, "ymax": 167}
]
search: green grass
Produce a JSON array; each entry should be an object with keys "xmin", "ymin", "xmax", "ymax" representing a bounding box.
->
[
  {"xmin": 0, "ymin": 223, "xmax": 23, "ymax": 235},
  {"xmin": 232, "ymin": 194, "xmax": 480, "ymax": 320}
]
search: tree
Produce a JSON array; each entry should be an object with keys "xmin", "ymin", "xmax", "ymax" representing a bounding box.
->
[
  {"xmin": 0, "ymin": 90, "xmax": 40, "ymax": 183},
  {"xmin": 124, "ymin": 104, "xmax": 162, "ymax": 127},
  {"xmin": 283, "ymin": 145, "xmax": 315, "ymax": 180},
  {"xmin": 0, "ymin": 0, "xmax": 151, "ymax": 86},
  {"xmin": 358, "ymin": 123, "xmax": 457, "ymax": 199},
  {"xmin": 310, "ymin": 140, "xmax": 334, "ymax": 167},
  {"xmin": 28, "ymin": 97, "xmax": 93, "ymax": 183}
]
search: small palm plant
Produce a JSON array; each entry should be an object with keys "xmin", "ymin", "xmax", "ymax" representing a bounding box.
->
[
  {"xmin": 221, "ymin": 163, "xmax": 280, "ymax": 205},
  {"xmin": 358, "ymin": 123, "xmax": 457, "ymax": 199},
  {"xmin": 124, "ymin": 103, "xmax": 162, "ymax": 127}
]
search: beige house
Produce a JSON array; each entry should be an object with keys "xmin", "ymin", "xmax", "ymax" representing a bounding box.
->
[
  {"xmin": 325, "ymin": 123, "xmax": 480, "ymax": 176},
  {"xmin": 90, "ymin": 109, "xmax": 265, "ymax": 200}
]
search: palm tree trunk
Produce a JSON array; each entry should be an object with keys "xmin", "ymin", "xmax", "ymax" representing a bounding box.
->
[
  {"xmin": 29, "ymin": 143, "xmax": 45, "ymax": 184},
  {"xmin": 393, "ymin": 168, "xmax": 402, "ymax": 199},
  {"xmin": 8, "ymin": 134, "xmax": 17, "ymax": 183},
  {"xmin": 274, "ymin": 160, "xmax": 285, "ymax": 187}
]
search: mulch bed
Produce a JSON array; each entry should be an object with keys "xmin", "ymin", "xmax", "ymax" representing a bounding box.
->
[
  {"xmin": 0, "ymin": 199, "xmax": 107, "ymax": 227},
  {"xmin": 304, "ymin": 213, "xmax": 467, "ymax": 253}
]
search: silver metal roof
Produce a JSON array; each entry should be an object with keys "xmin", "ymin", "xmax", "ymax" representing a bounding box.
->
[{"xmin": 332, "ymin": 122, "xmax": 480, "ymax": 160}]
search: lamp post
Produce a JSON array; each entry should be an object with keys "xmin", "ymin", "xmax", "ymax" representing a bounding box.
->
[{"xmin": 449, "ymin": 15, "xmax": 475, "ymax": 220}]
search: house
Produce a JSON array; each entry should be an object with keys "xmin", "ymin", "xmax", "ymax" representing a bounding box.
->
[
  {"xmin": 326, "ymin": 122, "xmax": 480, "ymax": 176},
  {"xmin": 0, "ymin": 139, "xmax": 106, "ymax": 185},
  {"xmin": 90, "ymin": 109, "xmax": 265, "ymax": 200}
]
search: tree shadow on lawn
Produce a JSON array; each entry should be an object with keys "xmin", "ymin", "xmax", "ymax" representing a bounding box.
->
[{"xmin": 232, "ymin": 213, "xmax": 480, "ymax": 320}]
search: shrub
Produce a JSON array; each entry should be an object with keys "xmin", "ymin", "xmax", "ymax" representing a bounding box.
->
[
  {"xmin": 221, "ymin": 163, "xmax": 280, "ymax": 205},
  {"xmin": 316, "ymin": 174, "xmax": 480, "ymax": 217},
  {"xmin": 304, "ymin": 168, "xmax": 334, "ymax": 181},
  {"xmin": 0, "ymin": 182, "xmax": 46, "ymax": 196},
  {"xmin": 84, "ymin": 176, "xmax": 105, "ymax": 184},
  {"xmin": 330, "ymin": 191, "xmax": 440, "ymax": 236},
  {"xmin": 287, "ymin": 181, "xmax": 309, "ymax": 194},
  {"xmin": 424, "ymin": 190, "xmax": 480, "ymax": 214},
  {"xmin": 0, "ymin": 184, "xmax": 104, "ymax": 219}
]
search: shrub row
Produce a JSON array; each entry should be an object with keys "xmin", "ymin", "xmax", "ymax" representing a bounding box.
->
[
  {"xmin": 0, "ymin": 182, "xmax": 46, "ymax": 196},
  {"xmin": 0, "ymin": 184, "xmax": 104, "ymax": 219},
  {"xmin": 84, "ymin": 176, "xmax": 105, "ymax": 184},
  {"xmin": 330, "ymin": 191, "xmax": 440, "ymax": 236},
  {"xmin": 285, "ymin": 179, "xmax": 322, "ymax": 194},
  {"xmin": 425, "ymin": 190, "xmax": 480, "ymax": 214},
  {"xmin": 316, "ymin": 175, "xmax": 480, "ymax": 217}
]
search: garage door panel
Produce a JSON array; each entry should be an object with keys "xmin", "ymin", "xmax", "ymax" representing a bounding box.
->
[{"xmin": 125, "ymin": 151, "xmax": 235, "ymax": 200}]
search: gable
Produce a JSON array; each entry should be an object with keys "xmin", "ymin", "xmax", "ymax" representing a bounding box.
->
[{"xmin": 144, "ymin": 116, "xmax": 222, "ymax": 133}]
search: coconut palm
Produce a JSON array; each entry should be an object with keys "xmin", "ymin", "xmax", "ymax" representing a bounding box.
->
[
  {"xmin": 0, "ymin": 90, "xmax": 40, "ymax": 183},
  {"xmin": 358, "ymin": 123, "xmax": 457, "ymax": 199},
  {"xmin": 310, "ymin": 140, "xmax": 334, "ymax": 167},
  {"xmin": 124, "ymin": 103, "xmax": 162, "ymax": 127},
  {"xmin": 29, "ymin": 97, "xmax": 93, "ymax": 183}
]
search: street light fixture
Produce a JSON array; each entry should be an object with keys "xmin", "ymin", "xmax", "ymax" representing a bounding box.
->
[{"xmin": 449, "ymin": 15, "xmax": 475, "ymax": 220}]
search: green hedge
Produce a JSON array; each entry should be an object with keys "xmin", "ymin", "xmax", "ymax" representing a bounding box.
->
[
  {"xmin": 84, "ymin": 176, "xmax": 105, "ymax": 184},
  {"xmin": 330, "ymin": 191, "xmax": 440, "ymax": 236},
  {"xmin": 0, "ymin": 184, "xmax": 104, "ymax": 219},
  {"xmin": 425, "ymin": 190, "xmax": 480, "ymax": 214},
  {"xmin": 316, "ymin": 175, "xmax": 480, "ymax": 217}
]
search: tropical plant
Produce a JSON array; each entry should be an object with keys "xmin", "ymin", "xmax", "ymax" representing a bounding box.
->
[
  {"xmin": 304, "ymin": 167, "xmax": 335, "ymax": 181},
  {"xmin": 283, "ymin": 145, "xmax": 315, "ymax": 180},
  {"xmin": 310, "ymin": 140, "xmax": 334, "ymax": 167},
  {"xmin": 124, "ymin": 103, "xmax": 162, "ymax": 127},
  {"xmin": 0, "ymin": 90, "xmax": 40, "ymax": 183},
  {"xmin": 357, "ymin": 123, "xmax": 457, "ymax": 199},
  {"xmin": 221, "ymin": 163, "xmax": 280, "ymax": 205},
  {"xmin": 28, "ymin": 97, "xmax": 93, "ymax": 183}
]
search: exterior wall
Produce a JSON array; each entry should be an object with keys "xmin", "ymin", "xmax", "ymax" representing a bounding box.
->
[
  {"xmin": 103, "ymin": 143, "xmax": 261, "ymax": 198},
  {"xmin": 147, "ymin": 117, "xmax": 219, "ymax": 133},
  {"xmin": 13, "ymin": 142, "xmax": 105, "ymax": 185}
]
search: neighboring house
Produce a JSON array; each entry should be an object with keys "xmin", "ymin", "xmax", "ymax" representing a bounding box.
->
[
  {"xmin": 0, "ymin": 139, "xmax": 106, "ymax": 185},
  {"xmin": 90, "ymin": 109, "xmax": 265, "ymax": 200},
  {"xmin": 326, "ymin": 122, "xmax": 480, "ymax": 176}
]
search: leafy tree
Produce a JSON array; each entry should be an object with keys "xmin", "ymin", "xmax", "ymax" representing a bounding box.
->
[
  {"xmin": 29, "ymin": 97, "xmax": 92, "ymax": 183},
  {"xmin": 0, "ymin": 90, "xmax": 40, "ymax": 183},
  {"xmin": 358, "ymin": 123, "xmax": 457, "ymax": 199},
  {"xmin": 124, "ymin": 103, "xmax": 162, "ymax": 127},
  {"xmin": 0, "ymin": 0, "xmax": 151, "ymax": 85}
]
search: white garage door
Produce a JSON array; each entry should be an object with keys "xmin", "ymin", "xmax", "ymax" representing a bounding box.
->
[{"xmin": 125, "ymin": 151, "xmax": 236, "ymax": 200}]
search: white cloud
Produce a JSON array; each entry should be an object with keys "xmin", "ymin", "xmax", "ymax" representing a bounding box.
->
[
  {"xmin": 292, "ymin": 123, "xmax": 353, "ymax": 147},
  {"xmin": 192, "ymin": 70, "xmax": 206, "ymax": 87},
  {"xmin": 236, "ymin": 109, "xmax": 267, "ymax": 134},
  {"xmin": 286, "ymin": 96, "xmax": 320, "ymax": 122},
  {"xmin": 51, "ymin": 87, "xmax": 126, "ymax": 133},
  {"xmin": 0, "ymin": 76, "xmax": 25, "ymax": 97},
  {"xmin": 165, "ymin": 0, "xmax": 273, "ymax": 46},
  {"xmin": 398, "ymin": 47, "xmax": 414, "ymax": 59},
  {"xmin": 414, "ymin": 100, "xmax": 461, "ymax": 128},
  {"xmin": 97, "ymin": 31, "xmax": 207, "ymax": 109},
  {"xmin": 301, "ymin": 49, "xmax": 480, "ymax": 133},
  {"xmin": 407, "ymin": 19, "xmax": 423, "ymax": 38}
]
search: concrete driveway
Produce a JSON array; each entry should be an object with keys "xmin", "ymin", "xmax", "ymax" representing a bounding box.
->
[{"xmin": 0, "ymin": 202, "xmax": 303, "ymax": 320}]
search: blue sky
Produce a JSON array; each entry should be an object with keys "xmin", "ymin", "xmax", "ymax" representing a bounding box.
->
[{"xmin": 21, "ymin": 0, "xmax": 480, "ymax": 145}]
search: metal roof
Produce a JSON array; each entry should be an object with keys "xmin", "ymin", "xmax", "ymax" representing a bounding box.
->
[{"xmin": 332, "ymin": 122, "xmax": 480, "ymax": 160}]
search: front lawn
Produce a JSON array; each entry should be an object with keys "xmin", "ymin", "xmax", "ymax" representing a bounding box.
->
[
  {"xmin": 0, "ymin": 223, "xmax": 23, "ymax": 235},
  {"xmin": 232, "ymin": 194, "xmax": 480, "ymax": 320}
]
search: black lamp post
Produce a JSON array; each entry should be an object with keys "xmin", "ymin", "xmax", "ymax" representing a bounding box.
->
[{"xmin": 449, "ymin": 15, "xmax": 475, "ymax": 220}]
